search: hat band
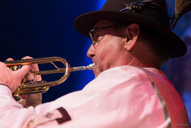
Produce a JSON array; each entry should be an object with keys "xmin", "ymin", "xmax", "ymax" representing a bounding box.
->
[{"xmin": 120, "ymin": 0, "xmax": 161, "ymax": 14}]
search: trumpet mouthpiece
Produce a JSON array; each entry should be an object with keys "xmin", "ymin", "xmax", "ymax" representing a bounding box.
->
[{"xmin": 87, "ymin": 63, "xmax": 95, "ymax": 70}]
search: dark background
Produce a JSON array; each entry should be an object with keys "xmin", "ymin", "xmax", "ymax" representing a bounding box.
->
[{"xmin": 0, "ymin": 0, "xmax": 107, "ymax": 102}]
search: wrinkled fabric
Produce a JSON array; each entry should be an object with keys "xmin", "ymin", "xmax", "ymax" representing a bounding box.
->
[{"xmin": 0, "ymin": 65, "xmax": 170, "ymax": 128}]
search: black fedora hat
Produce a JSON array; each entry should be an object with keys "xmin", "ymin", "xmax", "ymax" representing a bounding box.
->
[{"xmin": 74, "ymin": 0, "xmax": 187, "ymax": 58}]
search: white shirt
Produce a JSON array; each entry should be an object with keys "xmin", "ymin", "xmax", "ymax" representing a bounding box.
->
[{"xmin": 0, "ymin": 65, "xmax": 170, "ymax": 128}]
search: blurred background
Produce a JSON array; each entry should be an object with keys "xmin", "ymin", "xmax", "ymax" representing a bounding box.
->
[
  {"xmin": 0, "ymin": 0, "xmax": 191, "ymax": 122},
  {"xmin": 0, "ymin": 0, "xmax": 107, "ymax": 103}
]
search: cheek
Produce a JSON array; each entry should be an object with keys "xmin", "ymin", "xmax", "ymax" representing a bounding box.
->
[
  {"xmin": 96, "ymin": 36, "xmax": 124, "ymax": 65},
  {"xmin": 93, "ymin": 46, "xmax": 110, "ymax": 74},
  {"xmin": 99, "ymin": 36, "xmax": 124, "ymax": 57},
  {"xmin": 95, "ymin": 48, "xmax": 108, "ymax": 70},
  {"xmin": 96, "ymin": 42, "xmax": 113, "ymax": 63},
  {"xmin": 98, "ymin": 48, "xmax": 109, "ymax": 61},
  {"xmin": 93, "ymin": 35, "xmax": 125, "ymax": 77}
]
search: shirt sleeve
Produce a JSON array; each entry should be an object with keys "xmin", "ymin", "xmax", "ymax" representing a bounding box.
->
[
  {"xmin": 0, "ymin": 86, "xmax": 35, "ymax": 128},
  {"xmin": 0, "ymin": 66, "xmax": 167, "ymax": 128},
  {"xmin": 33, "ymin": 66, "xmax": 167, "ymax": 128}
]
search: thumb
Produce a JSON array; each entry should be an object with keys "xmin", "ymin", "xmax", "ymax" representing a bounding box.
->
[
  {"xmin": 9, "ymin": 65, "xmax": 31, "ymax": 93},
  {"xmin": 13, "ymin": 65, "xmax": 31, "ymax": 80}
]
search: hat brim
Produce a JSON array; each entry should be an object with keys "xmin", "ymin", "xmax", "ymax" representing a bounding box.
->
[{"xmin": 74, "ymin": 11, "xmax": 187, "ymax": 58}]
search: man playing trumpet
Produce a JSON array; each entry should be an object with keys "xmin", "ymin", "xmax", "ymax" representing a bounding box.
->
[{"xmin": 0, "ymin": 0, "xmax": 191, "ymax": 127}]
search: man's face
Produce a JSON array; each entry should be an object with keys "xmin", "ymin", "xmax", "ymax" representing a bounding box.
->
[{"xmin": 87, "ymin": 20, "xmax": 131, "ymax": 77}]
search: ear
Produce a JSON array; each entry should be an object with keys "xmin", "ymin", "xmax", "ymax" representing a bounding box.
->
[{"xmin": 123, "ymin": 23, "xmax": 140, "ymax": 51}]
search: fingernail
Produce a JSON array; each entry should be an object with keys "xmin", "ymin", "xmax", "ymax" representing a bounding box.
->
[{"xmin": 21, "ymin": 95, "xmax": 27, "ymax": 99}]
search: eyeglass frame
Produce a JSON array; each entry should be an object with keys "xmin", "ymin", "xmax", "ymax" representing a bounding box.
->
[{"xmin": 89, "ymin": 24, "xmax": 118, "ymax": 48}]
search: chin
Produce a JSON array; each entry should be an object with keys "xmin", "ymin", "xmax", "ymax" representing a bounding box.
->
[
  {"xmin": 93, "ymin": 70, "xmax": 100, "ymax": 78},
  {"xmin": 94, "ymin": 71, "xmax": 98, "ymax": 78},
  {"xmin": 93, "ymin": 65, "xmax": 102, "ymax": 78}
]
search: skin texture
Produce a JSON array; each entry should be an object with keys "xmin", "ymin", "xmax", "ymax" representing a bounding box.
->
[
  {"xmin": 0, "ymin": 62, "xmax": 30, "ymax": 92},
  {"xmin": 3, "ymin": 56, "xmax": 42, "ymax": 107},
  {"xmin": 87, "ymin": 20, "xmax": 147, "ymax": 78}
]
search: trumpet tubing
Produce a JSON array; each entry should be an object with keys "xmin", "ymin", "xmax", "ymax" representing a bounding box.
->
[{"xmin": 5, "ymin": 57, "xmax": 94, "ymax": 100}]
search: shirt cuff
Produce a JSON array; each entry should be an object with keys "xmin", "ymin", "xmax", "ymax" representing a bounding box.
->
[{"xmin": 0, "ymin": 83, "xmax": 11, "ymax": 90}]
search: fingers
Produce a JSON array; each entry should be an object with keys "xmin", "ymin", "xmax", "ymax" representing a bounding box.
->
[
  {"xmin": 22, "ymin": 56, "xmax": 42, "ymax": 81},
  {"xmin": 6, "ymin": 58, "xmax": 14, "ymax": 61},
  {"xmin": 3, "ymin": 56, "xmax": 41, "ymax": 92},
  {"xmin": 17, "ymin": 97, "xmax": 27, "ymax": 107},
  {"xmin": 11, "ymin": 65, "xmax": 31, "ymax": 92},
  {"xmin": 22, "ymin": 56, "xmax": 40, "ymax": 71},
  {"xmin": 17, "ymin": 93, "xmax": 42, "ymax": 107},
  {"xmin": 25, "ymin": 93, "xmax": 42, "ymax": 107},
  {"xmin": 0, "ymin": 61, "xmax": 31, "ymax": 92},
  {"xmin": 11, "ymin": 56, "xmax": 31, "ymax": 79},
  {"xmin": 14, "ymin": 65, "xmax": 31, "ymax": 79},
  {"xmin": 17, "ymin": 57, "xmax": 42, "ymax": 107}
]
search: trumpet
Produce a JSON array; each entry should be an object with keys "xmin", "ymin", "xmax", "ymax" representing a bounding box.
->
[{"xmin": 5, "ymin": 57, "xmax": 94, "ymax": 100}]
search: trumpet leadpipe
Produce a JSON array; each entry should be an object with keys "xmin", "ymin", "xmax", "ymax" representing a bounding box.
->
[{"xmin": 32, "ymin": 63, "xmax": 95, "ymax": 75}]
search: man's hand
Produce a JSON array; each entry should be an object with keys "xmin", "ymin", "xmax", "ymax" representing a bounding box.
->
[
  {"xmin": 17, "ymin": 56, "xmax": 42, "ymax": 107},
  {"xmin": 0, "ymin": 61, "xmax": 31, "ymax": 93},
  {"xmin": 17, "ymin": 93, "xmax": 42, "ymax": 107},
  {"xmin": 6, "ymin": 56, "xmax": 42, "ymax": 107}
]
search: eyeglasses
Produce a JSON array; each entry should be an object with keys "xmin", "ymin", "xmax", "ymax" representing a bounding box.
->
[{"xmin": 89, "ymin": 24, "xmax": 117, "ymax": 48}]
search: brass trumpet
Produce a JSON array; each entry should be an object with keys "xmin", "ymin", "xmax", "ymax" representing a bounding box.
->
[{"xmin": 5, "ymin": 57, "xmax": 94, "ymax": 100}]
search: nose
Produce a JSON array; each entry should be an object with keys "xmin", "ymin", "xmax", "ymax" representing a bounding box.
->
[{"xmin": 87, "ymin": 45, "xmax": 95, "ymax": 58}]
